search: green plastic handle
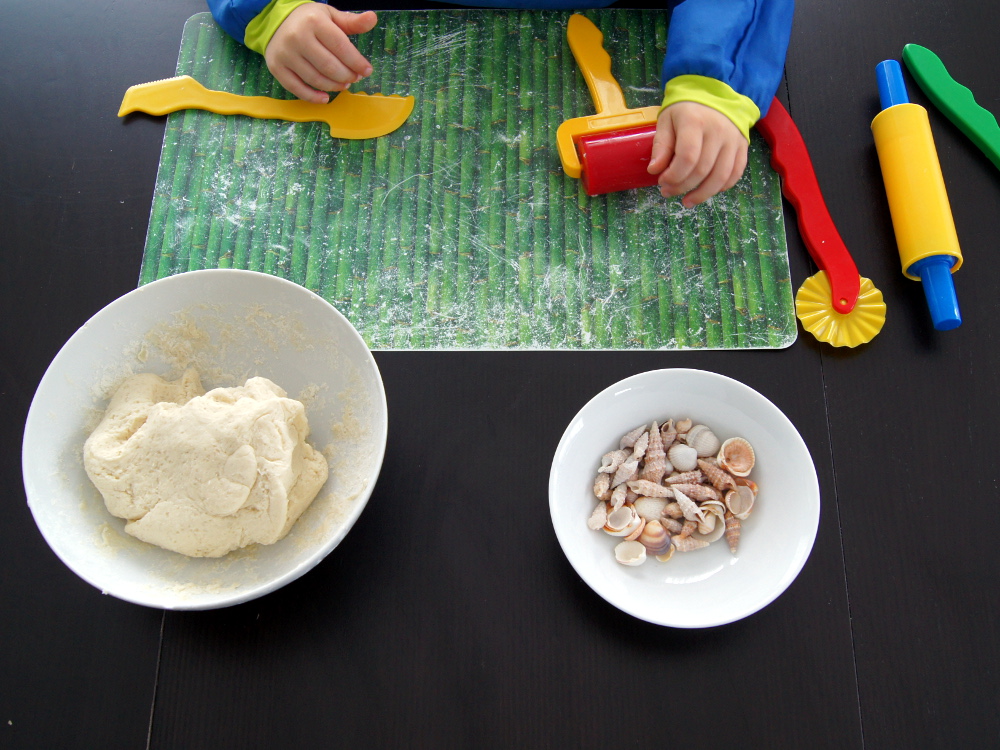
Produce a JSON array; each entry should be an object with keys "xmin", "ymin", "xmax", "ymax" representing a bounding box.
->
[{"xmin": 902, "ymin": 43, "xmax": 1000, "ymax": 172}]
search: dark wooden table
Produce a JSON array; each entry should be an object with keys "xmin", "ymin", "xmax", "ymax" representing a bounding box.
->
[{"xmin": 4, "ymin": 1, "xmax": 999, "ymax": 747}]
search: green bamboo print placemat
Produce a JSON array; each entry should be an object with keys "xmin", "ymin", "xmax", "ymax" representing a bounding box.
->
[{"xmin": 139, "ymin": 10, "xmax": 796, "ymax": 350}]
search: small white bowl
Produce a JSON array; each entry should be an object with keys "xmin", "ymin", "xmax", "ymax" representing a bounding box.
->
[
  {"xmin": 549, "ymin": 369, "xmax": 819, "ymax": 628},
  {"xmin": 22, "ymin": 269, "xmax": 388, "ymax": 610}
]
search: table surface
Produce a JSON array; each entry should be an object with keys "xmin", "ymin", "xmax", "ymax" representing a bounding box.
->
[{"xmin": 3, "ymin": 1, "xmax": 999, "ymax": 747}]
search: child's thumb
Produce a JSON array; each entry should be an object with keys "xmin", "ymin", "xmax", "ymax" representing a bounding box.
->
[{"xmin": 329, "ymin": 8, "xmax": 378, "ymax": 34}]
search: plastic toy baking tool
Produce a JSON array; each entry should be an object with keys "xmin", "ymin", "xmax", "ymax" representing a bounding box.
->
[
  {"xmin": 903, "ymin": 44, "xmax": 1000, "ymax": 172},
  {"xmin": 871, "ymin": 60, "xmax": 963, "ymax": 331},
  {"xmin": 119, "ymin": 76, "xmax": 415, "ymax": 139},
  {"xmin": 556, "ymin": 14, "xmax": 662, "ymax": 195},
  {"xmin": 756, "ymin": 99, "xmax": 886, "ymax": 347}
]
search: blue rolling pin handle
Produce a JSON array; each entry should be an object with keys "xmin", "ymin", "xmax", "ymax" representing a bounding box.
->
[
  {"xmin": 877, "ymin": 59, "xmax": 910, "ymax": 109},
  {"xmin": 909, "ymin": 256, "xmax": 962, "ymax": 330}
]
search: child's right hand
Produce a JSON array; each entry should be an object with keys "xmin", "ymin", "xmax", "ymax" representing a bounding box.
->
[{"xmin": 264, "ymin": 5, "xmax": 378, "ymax": 104}]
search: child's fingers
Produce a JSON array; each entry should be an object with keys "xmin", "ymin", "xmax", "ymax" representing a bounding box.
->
[
  {"xmin": 681, "ymin": 145, "xmax": 736, "ymax": 208},
  {"xmin": 657, "ymin": 127, "xmax": 708, "ymax": 197},
  {"xmin": 314, "ymin": 9, "xmax": 375, "ymax": 79},
  {"xmin": 271, "ymin": 65, "xmax": 332, "ymax": 104},
  {"xmin": 329, "ymin": 8, "xmax": 378, "ymax": 35},
  {"xmin": 647, "ymin": 113, "xmax": 677, "ymax": 174}
]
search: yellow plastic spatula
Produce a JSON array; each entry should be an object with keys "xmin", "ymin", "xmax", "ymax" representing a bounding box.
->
[
  {"xmin": 756, "ymin": 99, "xmax": 887, "ymax": 347},
  {"xmin": 119, "ymin": 75, "xmax": 415, "ymax": 139}
]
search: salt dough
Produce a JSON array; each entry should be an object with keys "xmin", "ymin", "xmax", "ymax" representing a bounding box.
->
[{"xmin": 83, "ymin": 370, "xmax": 328, "ymax": 558}]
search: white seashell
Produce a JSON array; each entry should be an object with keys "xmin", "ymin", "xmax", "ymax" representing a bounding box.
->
[
  {"xmin": 614, "ymin": 540, "xmax": 647, "ymax": 566},
  {"xmin": 662, "ymin": 501, "xmax": 684, "ymax": 519},
  {"xmin": 659, "ymin": 516, "xmax": 685, "ymax": 534},
  {"xmin": 725, "ymin": 485, "xmax": 755, "ymax": 520},
  {"xmin": 671, "ymin": 488, "xmax": 705, "ymax": 523},
  {"xmin": 611, "ymin": 457, "xmax": 639, "ymax": 488},
  {"xmin": 633, "ymin": 495, "xmax": 668, "ymax": 522},
  {"xmin": 696, "ymin": 512, "xmax": 716, "ymax": 536},
  {"xmin": 673, "ymin": 536, "xmax": 709, "ymax": 552},
  {"xmin": 598, "ymin": 448, "xmax": 629, "ymax": 474},
  {"xmin": 587, "ymin": 501, "xmax": 608, "ymax": 530},
  {"xmin": 664, "ymin": 470, "xmax": 703, "ymax": 485},
  {"xmin": 610, "ymin": 483, "xmax": 628, "ymax": 510},
  {"xmin": 684, "ymin": 424, "xmax": 721, "ymax": 458},
  {"xmin": 675, "ymin": 418, "xmax": 693, "ymax": 434},
  {"xmin": 623, "ymin": 516, "xmax": 646, "ymax": 542},
  {"xmin": 669, "ymin": 483, "xmax": 720, "ymax": 503},
  {"xmin": 604, "ymin": 504, "xmax": 643, "ymax": 537},
  {"xmin": 659, "ymin": 419, "xmax": 677, "ymax": 449},
  {"xmin": 593, "ymin": 472, "xmax": 611, "ymax": 500},
  {"xmin": 655, "ymin": 545, "xmax": 675, "ymax": 563},
  {"xmin": 630, "ymin": 430, "xmax": 649, "ymax": 462},
  {"xmin": 692, "ymin": 503, "xmax": 727, "ymax": 543},
  {"xmin": 619, "ymin": 424, "xmax": 647, "ymax": 450},
  {"xmin": 724, "ymin": 511, "xmax": 741, "ymax": 554},
  {"xmin": 626, "ymin": 479, "xmax": 672, "ymax": 498},
  {"xmin": 639, "ymin": 421, "xmax": 668, "ymax": 484},
  {"xmin": 667, "ymin": 443, "xmax": 698, "ymax": 472},
  {"xmin": 718, "ymin": 437, "xmax": 755, "ymax": 477}
]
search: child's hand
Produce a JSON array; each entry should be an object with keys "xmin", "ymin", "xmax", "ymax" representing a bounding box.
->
[
  {"xmin": 647, "ymin": 102, "xmax": 749, "ymax": 208},
  {"xmin": 264, "ymin": 5, "xmax": 378, "ymax": 104}
]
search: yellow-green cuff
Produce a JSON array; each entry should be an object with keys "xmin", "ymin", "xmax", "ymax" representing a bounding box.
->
[
  {"xmin": 245, "ymin": 0, "xmax": 314, "ymax": 56},
  {"xmin": 660, "ymin": 74, "xmax": 760, "ymax": 142}
]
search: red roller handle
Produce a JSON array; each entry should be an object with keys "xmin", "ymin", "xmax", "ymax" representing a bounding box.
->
[{"xmin": 756, "ymin": 98, "xmax": 861, "ymax": 314}]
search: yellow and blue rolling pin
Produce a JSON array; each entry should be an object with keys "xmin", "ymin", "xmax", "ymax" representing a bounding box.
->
[{"xmin": 871, "ymin": 59, "xmax": 963, "ymax": 330}]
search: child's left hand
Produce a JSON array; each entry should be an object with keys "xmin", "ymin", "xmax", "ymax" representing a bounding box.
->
[{"xmin": 647, "ymin": 101, "xmax": 748, "ymax": 208}]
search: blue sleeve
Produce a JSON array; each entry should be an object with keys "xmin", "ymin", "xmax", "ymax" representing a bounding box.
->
[
  {"xmin": 207, "ymin": 0, "xmax": 279, "ymax": 44},
  {"xmin": 662, "ymin": 0, "xmax": 794, "ymax": 116}
]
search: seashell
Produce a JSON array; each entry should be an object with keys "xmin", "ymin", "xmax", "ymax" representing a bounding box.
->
[
  {"xmin": 611, "ymin": 457, "xmax": 639, "ymax": 488},
  {"xmin": 700, "ymin": 500, "xmax": 727, "ymax": 520},
  {"xmin": 623, "ymin": 516, "xmax": 646, "ymax": 542},
  {"xmin": 696, "ymin": 512, "xmax": 716, "ymax": 536},
  {"xmin": 693, "ymin": 502, "xmax": 727, "ymax": 542},
  {"xmin": 639, "ymin": 421, "xmax": 668, "ymax": 483},
  {"xmin": 678, "ymin": 518, "xmax": 698, "ymax": 538},
  {"xmin": 629, "ymin": 430, "xmax": 649, "ymax": 462},
  {"xmin": 718, "ymin": 437, "xmax": 755, "ymax": 477},
  {"xmin": 610, "ymin": 483, "xmax": 628, "ymax": 510},
  {"xmin": 697, "ymin": 459, "xmax": 738, "ymax": 492},
  {"xmin": 598, "ymin": 448, "xmax": 629, "ymax": 474},
  {"xmin": 604, "ymin": 504, "xmax": 644, "ymax": 537},
  {"xmin": 593, "ymin": 472, "xmax": 611, "ymax": 500},
  {"xmin": 669, "ymin": 483, "xmax": 721, "ymax": 503},
  {"xmin": 663, "ymin": 470, "xmax": 703, "ymax": 485},
  {"xmin": 684, "ymin": 424, "xmax": 721, "ymax": 458},
  {"xmin": 655, "ymin": 545, "xmax": 675, "ymax": 563},
  {"xmin": 671, "ymin": 488, "xmax": 705, "ymax": 523},
  {"xmin": 626, "ymin": 479, "xmax": 672, "ymax": 498},
  {"xmin": 659, "ymin": 516, "xmax": 685, "ymax": 534},
  {"xmin": 660, "ymin": 419, "xmax": 678, "ymax": 449},
  {"xmin": 667, "ymin": 443, "xmax": 698, "ymax": 472},
  {"xmin": 725, "ymin": 485, "xmax": 755, "ymax": 520},
  {"xmin": 675, "ymin": 417, "xmax": 693, "ymax": 435},
  {"xmin": 673, "ymin": 535, "xmax": 709, "ymax": 552},
  {"xmin": 587, "ymin": 501, "xmax": 608, "ymax": 530},
  {"xmin": 614, "ymin": 540, "xmax": 647, "ymax": 566},
  {"xmin": 662, "ymin": 501, "xmax": 684, "ymax": 519},
  {"xmin": 724, "ymin": 511, "xmax": 741, "ymax": 554},
  {"xmin": 619, "ymin": 424, "xmax": 647, "ymax": 450},
  {"xmin": 633, "ymin": 495, "xmax": 668, "ymax": 522},
  {"xmin": 637, "ymin": 519, "xmax": 671, "ymax": 556},
  {"xmin": 734, "ymin": 476, "xmax": 758, "ymax": 495}
]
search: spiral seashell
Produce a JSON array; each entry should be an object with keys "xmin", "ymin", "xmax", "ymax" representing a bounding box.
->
[
  {"xmin": 633, "ymin": 495, "xmax": 668, "ymax": 522},
  {"xmin": 619, "ymin": 424, "xmax": 647, "ymax": 450},
  {"xmin": 610, "ymin": 483, "xmax": 628, "ymax": 510},
  {"xmin": 659, "ymin": 516, "xmax": 685, "ymax": 534},
  {"xmin": 662, "ymin": 501, "xmax": 684, "ymax": 519},
  {"xmin": 678, "ymin": 518, "xmax": 698, "ymax": 538},
  {"xmin": 611, "ymin": 457, "xmax": 639, "ymax": 488},
  {"xmin": 724, "ymin": 511, "xmax": 741, "ymax": 554},
  {"xmin": 725, "ymin": 485, "xmax": 755, "ymax": 520},
  {"xmin": 696, "ymin": 512, "xmax": 716, "ymax": 536},
  {"xmin": 614, "ymin": 540, "xmax": 647, "ymax": 566},
  {"xmin": 640, "ymin": 421, "xmax": 668, "ymax": 483},
  {"xmin": 587, "ymin": 501, "xmax": 608, "ymax": 530},
  {"xmin": 603, "ymin": 504, "xmax": 644, "ymax": 537},
  {"xmin": 734, "ymin": 476, "xmax": 758, "ymax": 495},
  {"xmin": 626, "ymin": 479, "xmax": 672, "ymax": 498},
  {"xmin": 693, "ymin": 502, "xmax": 727, "ymax": 542},
  {"xmin": 663, "ymin": 469, "xmax": 703, "ymax": 485},
  {"xmin": 629, "ymin": 430, "xmax": 649, "ymax": 463},
  {"xmin": 637, "ymin": 519, "xmax": 672, "ymax": 556},
  {"xmin": 696, "ymin": 459, "xmax": 738, "ymax": 492},
  {"xmin": 669, "ymin": 483, "xmax": 720, "ymax": 503},
  {"xmin": 660, "ymin": 419, "xmax": 678, "ymax": 448},
  {"xmin": 718, "ymin": 437, "xmax": 755, "ymax": 477},
  {"xmin": 671, "ymin": 488, "xmax": 705, "ymax": 523},
  {"xmin": 593, "ymin": 472, "xmax": 611, "ymax": 500},
  {"xmin": 684, "ymin": 424, "xmax": 722, "ymax": 458},
  {"xmin": 667, "ymin": 443, "xmax": 698, "ymax": 472},
  {"xmin": 675, "ymin": 417, "xmax": 693, "ymax": 435},
  {"xmin": 673, "ymin": 535, "xmax": 710, "ymax": 552},
  {"xmin": 598, "ymin": 448, "xmax": 629, "ymax": 474}
]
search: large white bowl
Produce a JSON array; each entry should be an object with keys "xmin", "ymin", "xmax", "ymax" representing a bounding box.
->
[
  {"xmin": 549, "ymin": 369, "xmax": 819, "ymax": 628},
  {"xmin": 23, "ymin": 269, "xmax": 388, "ymax": 610}
]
